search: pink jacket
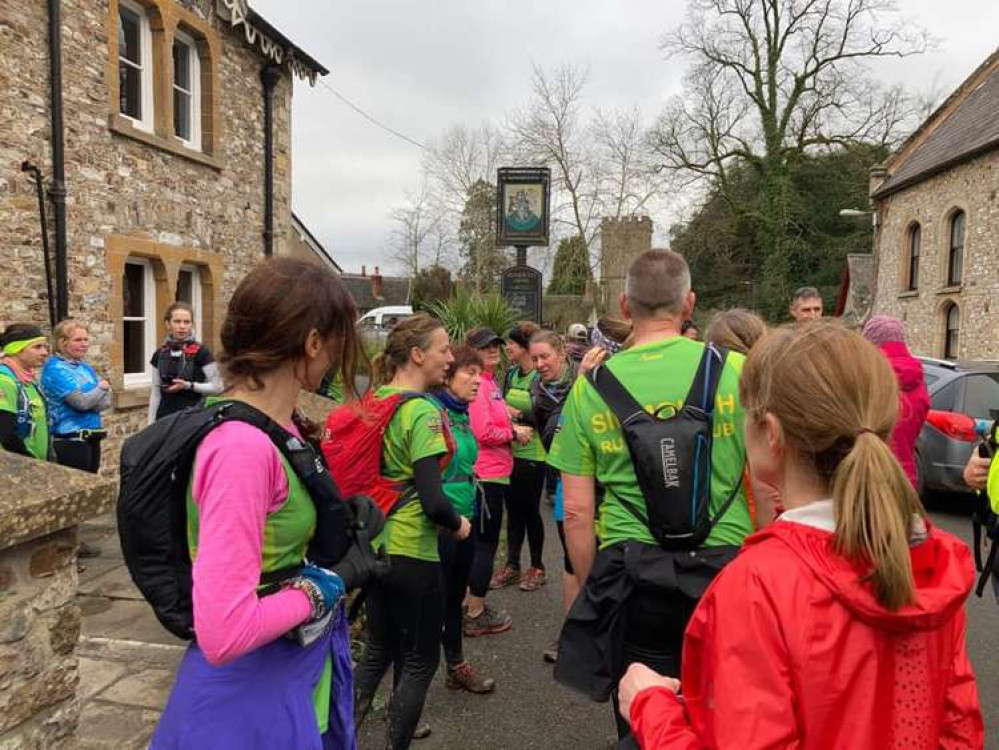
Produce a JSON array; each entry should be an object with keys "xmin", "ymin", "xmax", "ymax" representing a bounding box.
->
[
  {"xmin": 469, "ymin": 370, "xmax": 514, "ymax": 480},
  {"xmin": 879, "ymin": 341, "xmax": 931, "ymax": 488}
]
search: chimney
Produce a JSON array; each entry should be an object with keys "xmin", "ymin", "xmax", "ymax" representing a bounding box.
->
[
  {"xmin": 372, "ymin": 266, "xmax": 383, "ymax": 299},
  {"xmin": 361, "ymin": 264, "xmax": 367, "ymax": 277}
]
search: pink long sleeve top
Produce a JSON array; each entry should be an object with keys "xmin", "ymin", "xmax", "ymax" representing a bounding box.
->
[
  {"xmin": 468, "ymin": 370, "xmax": 514, "ymax": 481},
  {"xmin": 189, "ymin": 421, "xmax": 311, "ymax": 665}
]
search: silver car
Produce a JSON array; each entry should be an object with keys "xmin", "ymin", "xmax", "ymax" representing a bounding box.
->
[{"xmin": 916, "ymin": 357, "xmax": 999, "ymax": 496}]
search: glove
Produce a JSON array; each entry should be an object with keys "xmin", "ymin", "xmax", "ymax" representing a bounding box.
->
[
  {"xmin": 329, "ymin": 495, "xmax": 390, "ymax": 591},
  {"xmin": 298, "ymin": 563, "xmax": 346, "ymax": 617}
]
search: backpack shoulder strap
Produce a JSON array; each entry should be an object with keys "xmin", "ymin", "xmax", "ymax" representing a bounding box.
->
[
  {"xmin": 586, "ymin": 364, "xmax": 648, "ymax": 427},
  {"xmin": 685, "ymin": 343, "xmax": 729, "ymax": 413},
  {"xmin": 0, "ymin": 362, "xmax": 32, "ymax": 426}
]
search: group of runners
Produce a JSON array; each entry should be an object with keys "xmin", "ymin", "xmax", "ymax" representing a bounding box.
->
[{"xmin": 4, "ymin": 247, "xmax": 994, "ymax": 749}]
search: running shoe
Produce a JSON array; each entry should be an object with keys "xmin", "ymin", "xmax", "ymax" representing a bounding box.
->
[
  {"xmin": 446, "ymin": 661, "xmax": 496, "ymax": 694},
  {"xmin": 489, "ymin": 563, "xmax": 521, "ymax": 589},
  {"xmin": 413, "ymin": 723, "xmax": 432, "ymax": 740},
  {"xmin": 463, "ymin": 605, "xmax": 512, "ymax": 637},
  {"xmin": 518, "ymin": 566, "xmax": 547, "ymax": 591},
  {"xmin": 542, "ymin": 640, "xmax": 558, "ymax": 663}
]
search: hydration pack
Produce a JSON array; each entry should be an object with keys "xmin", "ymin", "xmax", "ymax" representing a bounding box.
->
[
  {"xmin": 0, "ymin": 363, "xmax": 36, "ymax": 440},
  {"xmin": 118, "ymin": 400, "xmax": 355, "ymax": 640},
  {"xmin": 586, "ymin": 344, "xmax": 742, "ymax": 551},
  {"xmin": 322, "ymin": 391, "xmax": 455, "ymax": 517}
]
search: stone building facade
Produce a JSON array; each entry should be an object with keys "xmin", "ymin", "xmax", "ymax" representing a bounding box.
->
[
  {"xmin": 599, "ymin": 215, "xmax": 653, "ymax": 312},
  {"xmin": 871, "ymin": 50, "xmax": 999, "ymax": 360},
  {"xmin": 0, "ymin": 0, "xmax": 325, "ymax": 470}
]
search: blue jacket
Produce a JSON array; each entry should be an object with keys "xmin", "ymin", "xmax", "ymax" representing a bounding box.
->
[{"xmin": 41, "ymin": 356, "xmax": 106, "ymax": 434}]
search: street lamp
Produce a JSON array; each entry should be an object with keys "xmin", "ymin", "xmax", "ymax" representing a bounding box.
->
[{"xmin": 839, "ymin": 208, "xmax": 877, "ymax": 228}]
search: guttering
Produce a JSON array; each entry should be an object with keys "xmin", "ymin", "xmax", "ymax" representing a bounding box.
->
[
  {"xmin": 20, "ymin": 162, "xmax": 57, "ymax": 329},
  {"xmin": 260, "ymin": 64, "xmax": 281, "ymax": 256},
  {"xmin": 47, "ymin": 0, "xmax": 69, "ymax": 320}
]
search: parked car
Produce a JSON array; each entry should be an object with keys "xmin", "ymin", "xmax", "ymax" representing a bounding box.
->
[
  {"xmin": 357, "ymin": 305, "xmax": 413, "ymax": 342},
  {"xmin": 915, "ymin": 357, "xmax": 999, "ymax": 495}
]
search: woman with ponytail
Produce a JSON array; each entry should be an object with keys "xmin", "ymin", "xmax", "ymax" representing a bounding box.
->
[
  {"xmin": 618, "ymin": 321, "xmax": 983, "ymax": 749},
  {"xmin": 353, "ymin": 314, "xmax": 471, "ymax": 749}
]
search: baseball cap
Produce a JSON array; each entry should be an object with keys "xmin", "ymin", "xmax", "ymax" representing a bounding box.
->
[
  {"xmin": 567, "ymin": 323, "xmax": 588, "ymax": 341},
  {"xmin": 467, "ymin": 327, "xmax": 505, "ymax": 349}
]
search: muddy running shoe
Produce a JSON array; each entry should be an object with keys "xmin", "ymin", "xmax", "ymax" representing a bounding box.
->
[
  {"xmin": 446, "ymin": 661, "xmax": 496, "ymax": 694},
  {"xmin": 542, "ymin": 640, "xmax": 558, "ymax": 663},
  {"xmin": 489, "ymin": 563, "xmax": 521, "ymax": 589},
  {"xmin": 413, "ymin": 723, "xmax": 432, "ymax": 740},
  {"xmin": 518, "ymin": 566, "xmax": 547, "ymax": 591},
  {"xmin": 463, "ymin": 605, "xmax": 512, "ymax": 637}
]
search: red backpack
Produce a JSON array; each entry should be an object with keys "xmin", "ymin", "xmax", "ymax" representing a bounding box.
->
[{"xmin": 322, "ymin": 390, "xmax": 455, "ymax": 517}]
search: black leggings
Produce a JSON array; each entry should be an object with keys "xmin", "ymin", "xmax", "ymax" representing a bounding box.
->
[
  {"xmin": 53, "ymin": 439, "xmax": 102, "ymax": 474},
  {"xmin": 438, "ymin": 526, "xmax": 475, "ymax": 665},
  {"xmin": 506, "ymin": 459, "xmax": 546, "ymax": 569},
  {"xmin": 613, "ymin": 586, "xmax": 700, "ymax": 741},
  {"xmin": 354, "ymin": 556, "xmax": 443, "ymax": 750},
  {"xmin": 468, "ymin": 482, "xmax": 508, "ymax": 597}
]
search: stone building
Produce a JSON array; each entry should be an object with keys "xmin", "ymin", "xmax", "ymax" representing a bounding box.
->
[
  {"xmin": 1, "ymin": 0, "xmax": 326, "ymax": 469},
  {"xmin": 870, "ymin": 49, "xmax": 999, "ymax": 360},
  {"xmin": 339, "ymin": 265, "xmax": 411, "ymax": 317},
  {"xmin": 599, "ymin": 215, "xmax": 653, "ymax": 312},
  {"xmin": 288, "ymin": 212, "xmax": 342, "ymax": 274}
]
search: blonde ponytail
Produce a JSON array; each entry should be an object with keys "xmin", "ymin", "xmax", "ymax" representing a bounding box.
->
[
  {"xmin": 370, "ymin": 352, "xmax": 393, "ymax": 390},
  {"xmin": 740, "ymin": 321, "xmax": 926, "ymax": 611},
  {"xmin": 833, "ymin": 432, "xmax": 921, "ymax": 610}
]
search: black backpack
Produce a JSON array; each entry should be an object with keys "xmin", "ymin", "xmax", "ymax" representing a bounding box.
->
[
  {"xmin": 586, "ymin": 343, "xmax": 743, "ymax": 551},
  {"xmin": 118, "ymin": 400, "xmax": 355, "ymax": 640}
]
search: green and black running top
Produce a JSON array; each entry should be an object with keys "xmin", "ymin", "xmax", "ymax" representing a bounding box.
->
[
  {"xmin": 0, "ymin": 361, "xmax": 51, "ymax": 461},
  {"xmin": 504, "ymin": 365, "xmax": 546, "ymax": 461},
  {"xmin": 435, "ymin": 388, "xmax": 479, "ymax": 518}
]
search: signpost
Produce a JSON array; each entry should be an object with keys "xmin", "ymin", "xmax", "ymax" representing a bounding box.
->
[
  {"xmin": 501, "ymin": 265, "xmax": 543, "ymax": 323},
  {"xmin": 497, "ymin": 167, "xmax": 550, "ymax": 323}
]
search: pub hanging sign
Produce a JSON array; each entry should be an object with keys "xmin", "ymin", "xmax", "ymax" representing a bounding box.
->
[{"xmin": 496, "ymin": 167, "xmax": 551, "ymax": 247}]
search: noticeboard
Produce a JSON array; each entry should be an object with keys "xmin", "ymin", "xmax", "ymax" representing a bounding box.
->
[
  {"xmin": 496, "ymin": 167, "xmax": 551, "ymax": 247},
  {"xmin": 501, "ymin": 265, "xmax": 543, "ymax": 324}
]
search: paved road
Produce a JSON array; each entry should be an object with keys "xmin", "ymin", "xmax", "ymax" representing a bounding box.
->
[{"xmin": 358, "ymin": 498, "xmax": 999, "ymax": 749}]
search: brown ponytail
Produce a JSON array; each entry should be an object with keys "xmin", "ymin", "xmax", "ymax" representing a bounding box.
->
[
  {"xmin": 372, "ymin": 313, "xmax": 445, "ymax": 388},
  {"xmin": 739, "ymin": 321, "xmax": 924, "ymax": 610}
]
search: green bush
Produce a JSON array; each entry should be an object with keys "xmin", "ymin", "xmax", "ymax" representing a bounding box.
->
[{"xmin": 425, "ymin": 290, "xmax": 517, "ymax": 343}]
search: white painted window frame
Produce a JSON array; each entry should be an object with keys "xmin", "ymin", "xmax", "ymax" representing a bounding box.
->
[
  {"xmin": 119, "ymin": 0, "xmax": 155, "ymax": 132},
  {"xmin": 172, "ymin": 30, "xmax": 202, "ymax": 151},
  {"xmin": 177, "ymin": 264, "xmax": 203, "ymax": 338},
  {"xmin": 123, "ymin": 258, "xmax": 157, "ymax": 389}
]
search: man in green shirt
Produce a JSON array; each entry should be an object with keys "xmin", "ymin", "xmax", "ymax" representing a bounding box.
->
[
  {"xmin": 0, "ymin": 324, "xmax": 52, "ymax": 461},
  {"xmin": 548, "ymin": 250, "xmax": 752, "ymax": 739}
]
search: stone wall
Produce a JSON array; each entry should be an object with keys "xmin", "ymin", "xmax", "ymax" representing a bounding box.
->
[
  {"xmin": 872, "ymin": 149, "xmax": 999, "ymax": 360},
  {"xmin": 0, "ymin": 0, "xmax": 298, "ymax": 475},
  {"xmin": 0, "ymin": 453, "xmax": 115, "ymax": 748},
  {"xmin": 599, "ymin": 216, "xmax": 653, "ymax": 312}
]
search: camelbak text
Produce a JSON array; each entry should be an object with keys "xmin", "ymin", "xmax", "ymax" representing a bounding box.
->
[{"xmin": 660, "ymin": 437, "xmax": 680, "ymax": 489}]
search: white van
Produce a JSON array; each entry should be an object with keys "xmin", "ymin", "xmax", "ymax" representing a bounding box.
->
[{"xmin": 357, "ymin": 305, "xmax": 413, "ymax": 336}]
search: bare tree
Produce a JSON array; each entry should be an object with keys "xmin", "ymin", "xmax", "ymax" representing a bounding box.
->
[
  {"xmin": 654, "ymin": 0, "xmax": 929, "ymax": 312},
  {"xmin": 423, "ymin": 124, "xmax": 507, "ymax": 215},
  {"xmin": 386, "ymin": 183, "xmax": 447, "ymax": 299},
  {"xmin": 508, "ymin": 65, "xmax": 667, "ymax": 306}
]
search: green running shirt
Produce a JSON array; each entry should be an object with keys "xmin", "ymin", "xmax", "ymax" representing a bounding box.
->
[
  {"xmin": 505, "ymin": 367, "xmax": 546, "ymax": 461},
  {"xmin": 373, "ymin": 387, "xmax": 449, "ymax": 562},
  {"xmin": 547, "ymin": 337, "xmax": 753, "ymax": 549}
]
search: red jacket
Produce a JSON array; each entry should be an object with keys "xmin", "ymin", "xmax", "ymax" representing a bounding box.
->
[
  {"xmin": 630, "ymin": 513, "xmax": 983, "ymax": 749},
  {"xmin": 880, "ymin": 341, "xmax": 931, "ymax": 488}
]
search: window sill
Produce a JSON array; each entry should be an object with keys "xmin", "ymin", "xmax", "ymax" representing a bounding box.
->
[
  {"xmin": 109, "ymin": 114, "xmax": 222, "ymax": 171},
  {"xmin": 936, "ymin": 285, "xmax": 963, "ymax": 295},
  {"xmin": 897, "ymin": 290, "xmax": 919, "ymax": 299},
  {"xmin": 114, "ymin": 387, "xmax": 150, "ymax": 410}
]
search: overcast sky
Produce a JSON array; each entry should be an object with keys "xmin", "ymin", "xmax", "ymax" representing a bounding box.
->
[{"xmin": 252, "ymin": 0, "xmax": 999, "ymax": 275}]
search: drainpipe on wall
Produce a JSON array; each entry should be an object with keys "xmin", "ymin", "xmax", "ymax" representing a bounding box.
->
[
  {"xmin": 261, "ymin": 64, "xmax": 281, "ymax": 257},
  {"xmin": 47, "ymin": 0, "xmax": 69, "ymax": 320}
]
